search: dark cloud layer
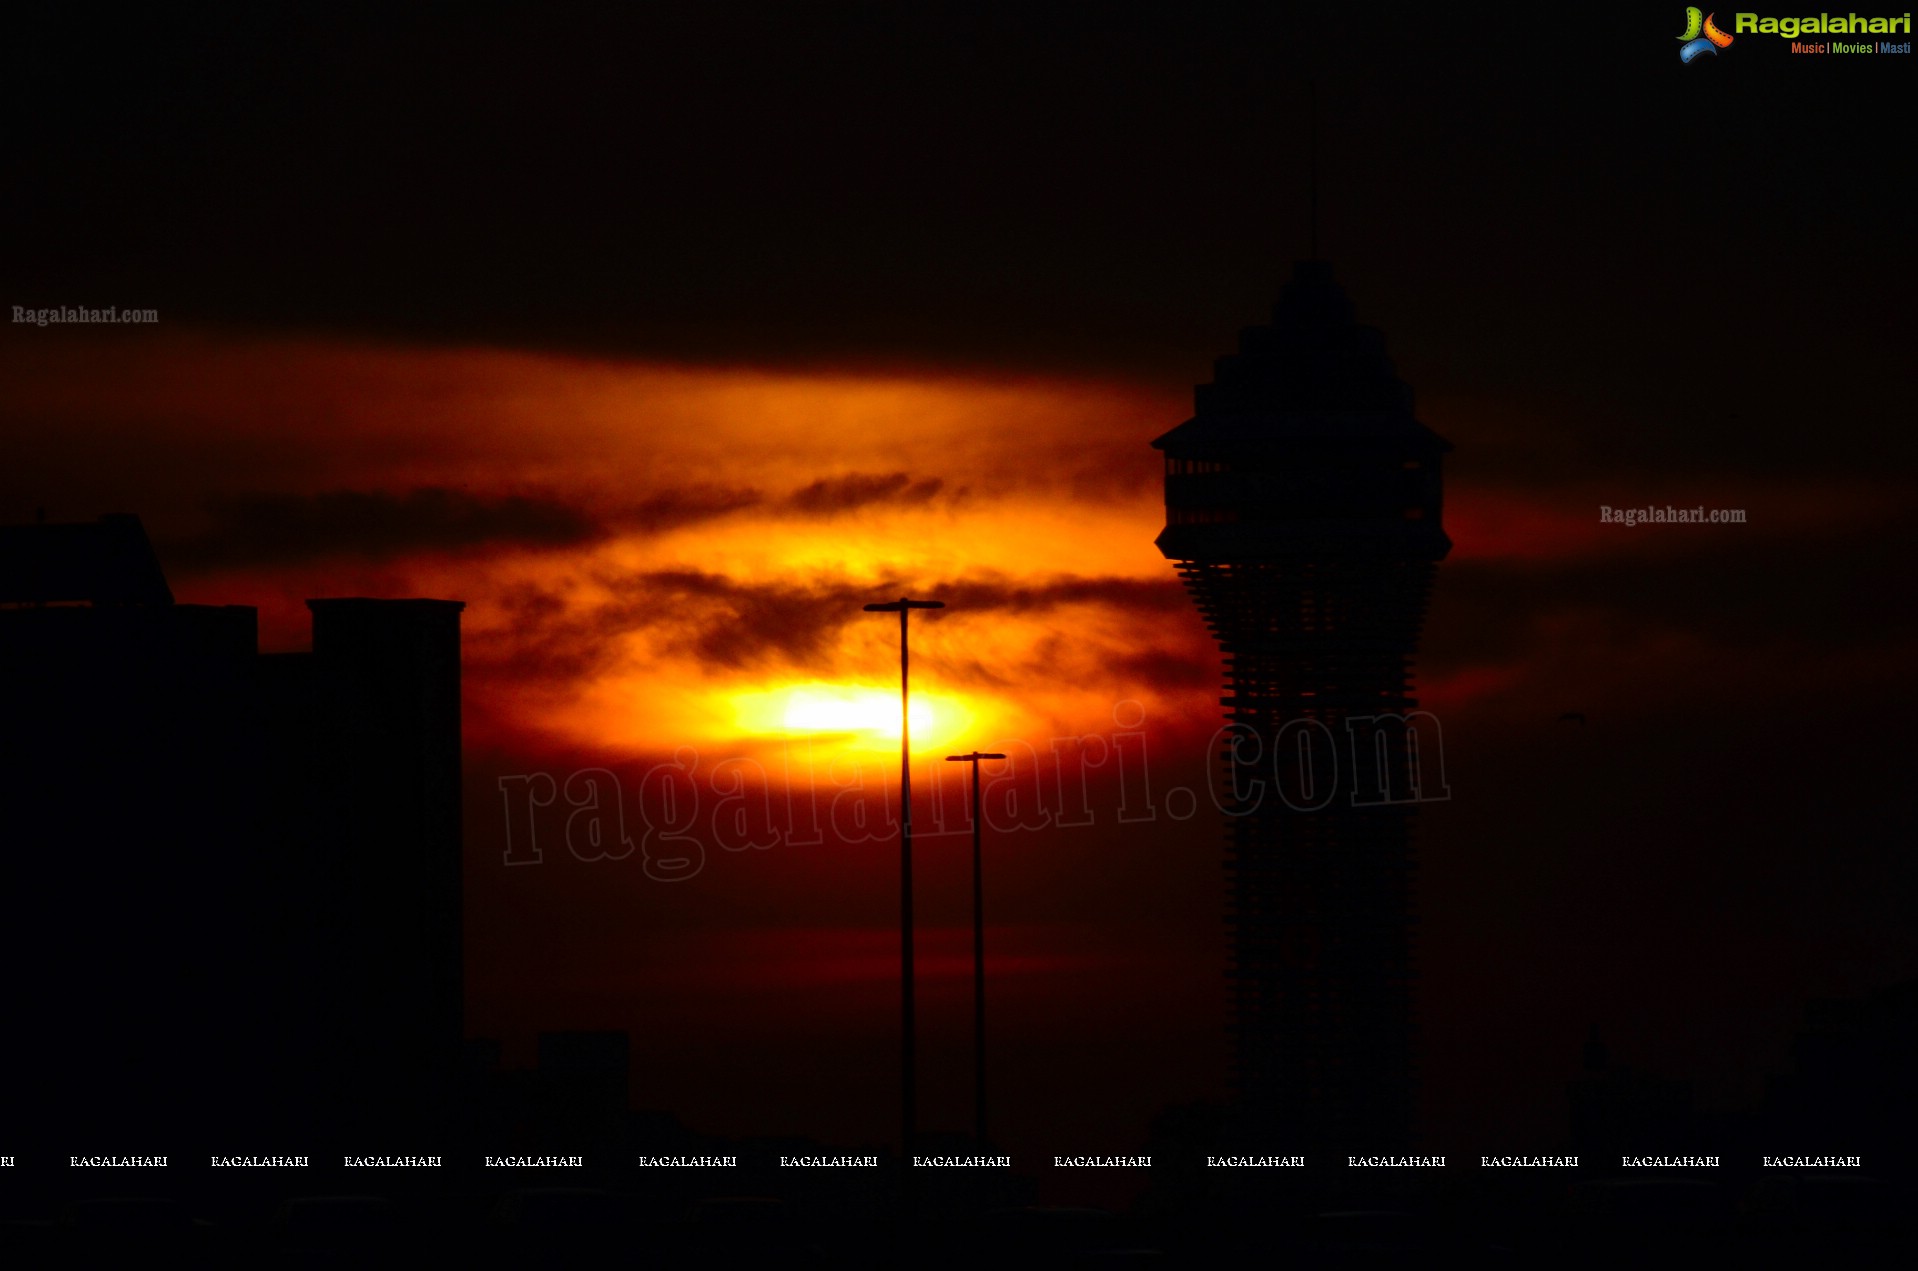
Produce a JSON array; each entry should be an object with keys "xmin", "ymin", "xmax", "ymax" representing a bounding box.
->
[
  {"xmin": 784, "ymin": 472, "xmax": 944, "ymax": 515},
  {"xmin": 622, "ymin": 485, "xmax": 766, "ymax": 533},
  {"xmin": 475, "ymin": 568, "xmax": 1200, "ymax": 687},
  {"xmin": 633, "ymin": 570, "xmax": 880, "ymax": 670},
  {"xmin": 1428, "ymin": 511, "xmax": 1918, "ymax": 679},
  {"xmin": 166, "ymin": 471, "xmax": 966, "ymax": 570},
  {"xmin": 169, "ymin": 487, "xmax": 605, "ymax": 569}
]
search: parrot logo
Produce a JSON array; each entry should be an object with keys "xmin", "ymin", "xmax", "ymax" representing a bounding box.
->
[{"xmin": 1678, "ymin": 8, "xmax": 1735, "ymax": 61}]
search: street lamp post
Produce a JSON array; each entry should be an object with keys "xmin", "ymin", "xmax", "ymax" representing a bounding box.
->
[
  {"xmin": 945, "ymin": 749, "xmax": 1005, "ymax": 1148},
  {"xmin": 863, "ymin": 596, "xmax": 944, "ymax": 1172}
]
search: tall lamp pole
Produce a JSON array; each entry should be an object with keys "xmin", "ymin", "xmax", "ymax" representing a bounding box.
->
[
  {"xmin": 863, "ymin": 596, "xmax": 944, "ymax": 1170},
  {"xmin": 945, "ymin": 749, "xmax": 1005, "ymax": 1147}
]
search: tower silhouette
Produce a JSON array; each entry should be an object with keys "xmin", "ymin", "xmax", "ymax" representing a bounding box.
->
[{"xmin": 1154, "ymin": 261, "xmax": 1451, "ymax": 1151}]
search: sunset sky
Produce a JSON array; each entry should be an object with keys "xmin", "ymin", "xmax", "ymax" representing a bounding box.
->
[{"xmin": 5, "ymin": 4, "xmax": 1914, "ymax": 1192}]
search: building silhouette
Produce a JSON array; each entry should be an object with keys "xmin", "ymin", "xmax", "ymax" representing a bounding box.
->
[
  {"xmin": 1761, "ymin": 980, "xmax": 1918, "ymax": 1166},
  {"xmin": 1567, "ymin": 1026, "xmax": 1704, "ymax": 1161},
  {"xmin": 0, "ymin": 514, "xmax": 464, "ymax": 1151},
  {"xmin": 1153, "ymin": 261, "xmax": 1451, "ymax": 1151}
]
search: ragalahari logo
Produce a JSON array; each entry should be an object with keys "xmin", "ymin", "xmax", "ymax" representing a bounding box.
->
[{"xmin": 1678, "ymin": 8, "xmax": 1736, "ymax": 60}]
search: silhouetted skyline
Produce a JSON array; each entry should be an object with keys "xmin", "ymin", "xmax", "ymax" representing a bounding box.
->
[{"xmin": 3, "ymin": 4, "xmax": 1915, "ymax": 1246}]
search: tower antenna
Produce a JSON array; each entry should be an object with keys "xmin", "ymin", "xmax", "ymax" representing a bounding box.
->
[{"xmin": 1308, "ymin": 78, "xmax": 1321, "ymax": 260}]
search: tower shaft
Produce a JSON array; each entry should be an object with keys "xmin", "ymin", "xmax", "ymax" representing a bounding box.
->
[{"xmin": 1155, "ymin": 261, "xmax": 1449, "ymax": 1151}]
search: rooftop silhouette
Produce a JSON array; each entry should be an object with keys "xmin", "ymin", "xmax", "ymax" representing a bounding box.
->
[{"xmin": 0, "ymin": 514, "xmax": 465, "ymax": 1154}]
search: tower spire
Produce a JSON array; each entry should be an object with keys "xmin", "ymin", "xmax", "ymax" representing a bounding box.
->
[{"xmin": 1307, "ymin": 78, "xmax": 1320, "ymax": 261}]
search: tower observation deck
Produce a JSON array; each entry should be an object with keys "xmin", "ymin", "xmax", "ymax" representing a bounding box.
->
[{"xmin": 1154, "ymin": 260, "xmax": 1451, "ymax": 1151}]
